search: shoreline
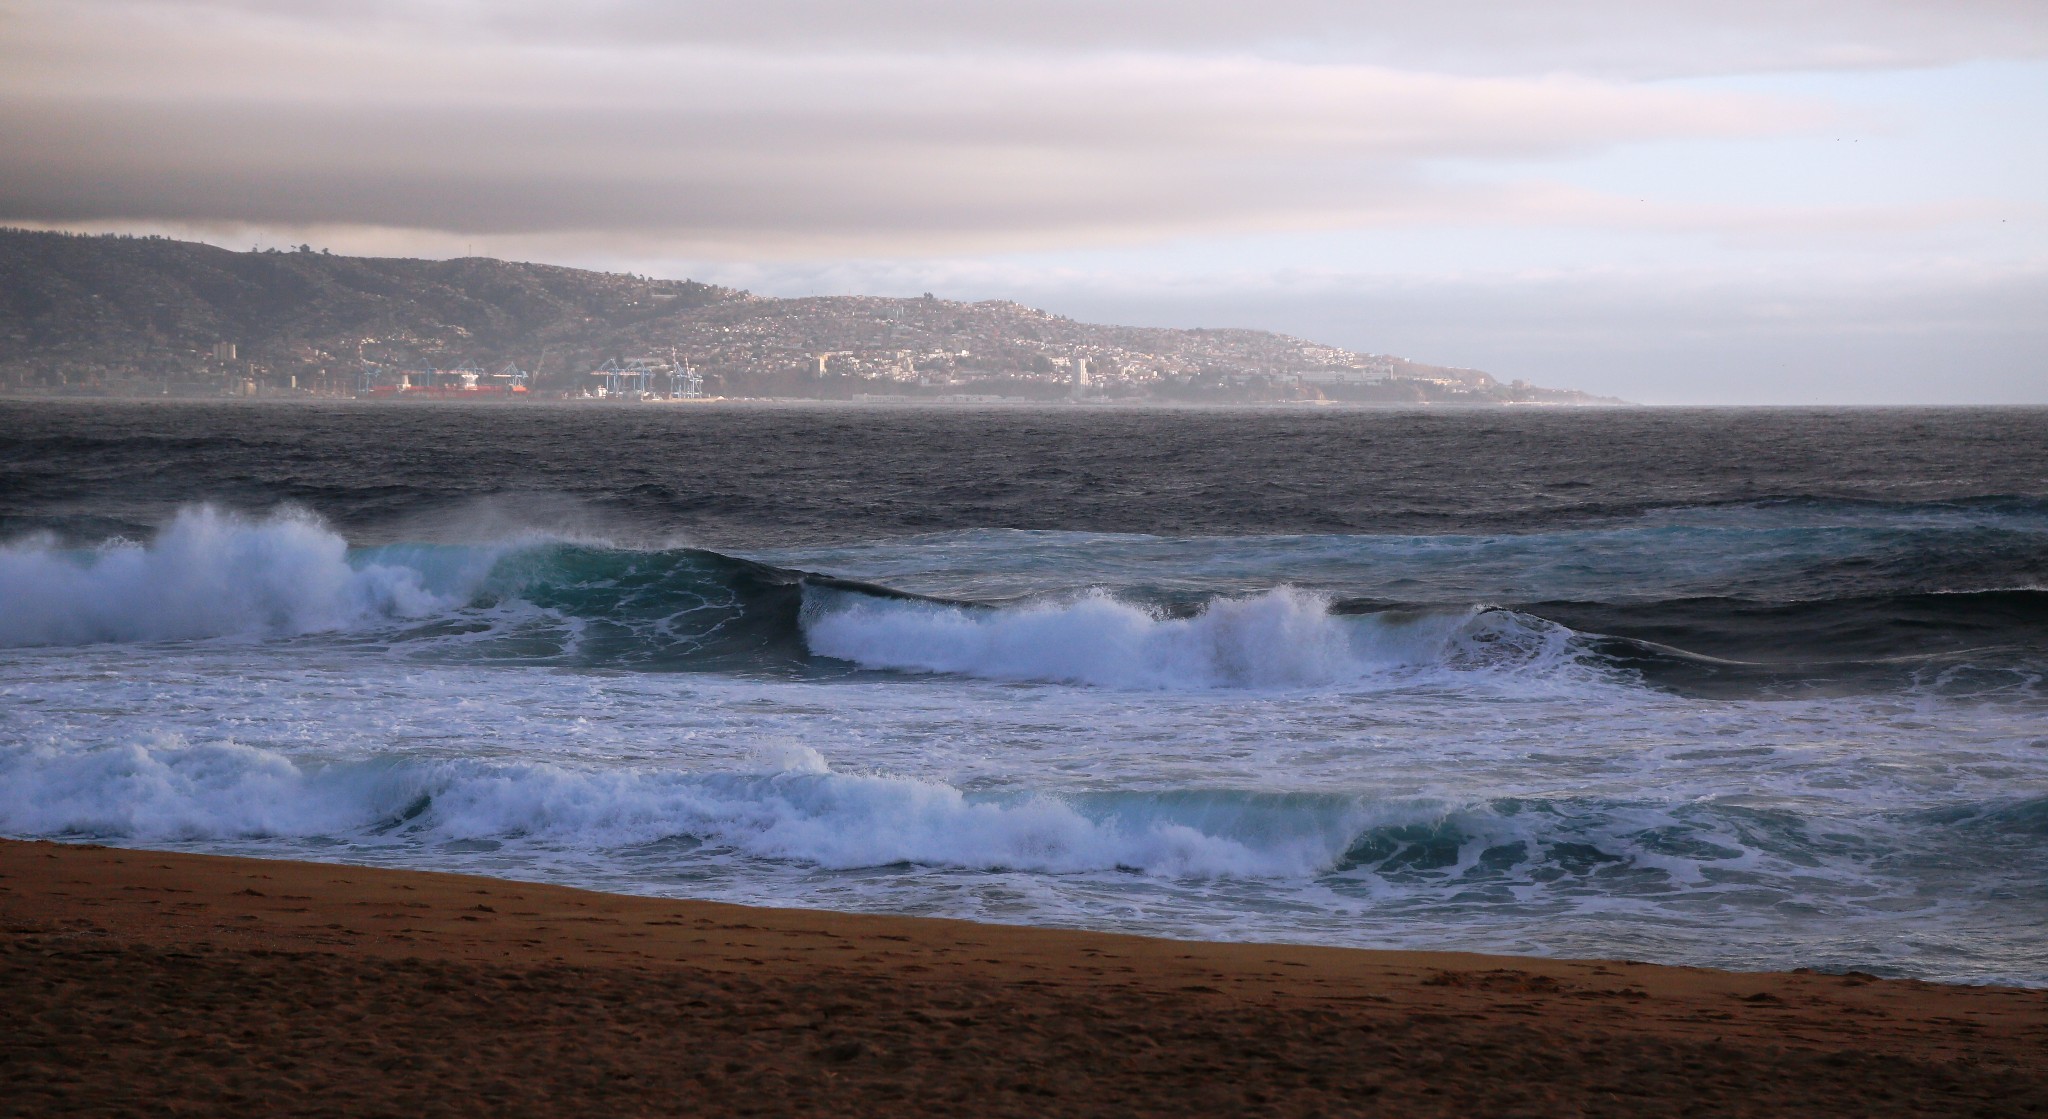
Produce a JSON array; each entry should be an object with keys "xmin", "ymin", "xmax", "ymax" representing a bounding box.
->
[
  {"xmin": 0, "ymin": 391, "xmax": 1631, "ymax": 410},
  {"xmin": 11, "ymin": 393, "xmax": 2048, "ymax": 413},
  {"xmin": 5, "ymin": 839, "xmax": 2044, "ymax": 1116}
]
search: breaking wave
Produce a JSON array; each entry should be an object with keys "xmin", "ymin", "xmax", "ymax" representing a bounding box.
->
[
  {"xmin": 801, "ymin": 588, "xmax": 1579, "ymax": 689},
  {"xmin": 0, "ymin": 738, "xmax": 1353, "ymax": 877},
  {"xmin": 3, "ymin": 505, "xmax": 2041, "ymax": 697},
  {"xmin": 0, "ymin": 507, "xmax": 1584, "ymax": 691},
  {"xmin": 4, "ymin": 737, "xmax": 2013, "ymax": 891}
]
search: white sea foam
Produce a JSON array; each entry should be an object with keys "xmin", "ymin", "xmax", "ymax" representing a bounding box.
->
[
  {"xmin": 800, "ymin": 586, "xmax": 1577, "ymax": 689},
  {"xmin": 0, "ymin": 738, "xmax": 1369, "ymax": 878},
  {"xmin": 0, "ymin": 507, "xmax": 457, "ymax": 647},
  {"xmin": 4, "ymin": 708, "xmax": 2035, "ymax": 981},
  {"xmin": 0, "ymin": 738, "xmax": 410, "ymax": 839},
  {"xmin": 0, "ymin": 735, "xmax": 1905, "ymax": 895}
]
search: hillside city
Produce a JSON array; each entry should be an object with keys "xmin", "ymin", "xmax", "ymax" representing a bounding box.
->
[{"xmin": 0, "ymin": 230, "xmax": 1616, "ymax": 405}]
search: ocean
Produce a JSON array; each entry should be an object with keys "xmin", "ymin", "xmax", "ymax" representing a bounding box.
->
[{"xmin": 3, "ymin": 401, "xmax": 2044, "ymax": 984}]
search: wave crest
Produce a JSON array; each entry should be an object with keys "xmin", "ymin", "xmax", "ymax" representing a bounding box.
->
[{"xmin": 801, "ymin": 587, "xmax": 1578, "ymax": 689}]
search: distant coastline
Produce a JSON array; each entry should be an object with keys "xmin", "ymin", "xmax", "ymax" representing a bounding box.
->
[
  {"xmin": 0, "ymin": 228, "xmax": 1623, "ymax": 406},
  {"xmin": 0, "ymin": 390, "xmax": 1631, "ymax": 410}
]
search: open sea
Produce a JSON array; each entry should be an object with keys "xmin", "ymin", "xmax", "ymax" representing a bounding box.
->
[{"xmin": 3, "ymin": 401, "xmax": 2044, "ymax": 985}]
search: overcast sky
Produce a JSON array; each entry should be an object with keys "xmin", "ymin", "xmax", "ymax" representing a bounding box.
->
[{"xmin": 2, "ymin": 0, "xmax": 2042, "ymax": 402}]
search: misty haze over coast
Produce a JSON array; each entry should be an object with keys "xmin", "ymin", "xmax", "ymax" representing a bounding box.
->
[{"xmin": 1, "ymin": 1, "xmax": 2040, "ymax": 403}]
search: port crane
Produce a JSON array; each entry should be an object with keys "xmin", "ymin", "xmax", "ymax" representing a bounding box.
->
[{"xmin": 586, "ymin": 350, "xmax": 702, "ymax": 400}]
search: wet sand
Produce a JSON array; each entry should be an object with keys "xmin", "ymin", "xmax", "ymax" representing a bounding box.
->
[{"xmin": 3, "ymin": 838, "xmax": 2043, "ymax": 1117}]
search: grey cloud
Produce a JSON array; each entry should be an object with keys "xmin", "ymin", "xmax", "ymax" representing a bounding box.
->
[
  {"xmin": 0, "ymin": 98, "xmax": 1436, "ymax": 238},
  {"xmin": 0, "ymin": 7, "xmax": 1810, "ymax": 251}
]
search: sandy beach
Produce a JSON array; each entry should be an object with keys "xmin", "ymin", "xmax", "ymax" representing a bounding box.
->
[{"xmin": 2, "ymin": 838, "xmax": 2042, "ymax": 1117}]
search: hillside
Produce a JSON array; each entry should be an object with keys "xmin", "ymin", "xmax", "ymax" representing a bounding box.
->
[{"xmin": 0, "ymin": 230, "xmax": 1615, "ymax": 404}]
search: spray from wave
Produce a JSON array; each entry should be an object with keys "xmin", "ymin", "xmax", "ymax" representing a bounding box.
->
[{"xmin": 0, "ymin": 507, "xmax": 464, "ymax": 648}]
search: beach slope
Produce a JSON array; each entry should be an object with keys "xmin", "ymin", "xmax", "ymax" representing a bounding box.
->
[{"xmin": 3, "ymin": 839, "xmax": 2042, "ymax": 1117}]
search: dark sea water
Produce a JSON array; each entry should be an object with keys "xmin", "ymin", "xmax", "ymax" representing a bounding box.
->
[{"xmin": 3, "ymin": 401, "xmax": 2045, "ymax": 983}]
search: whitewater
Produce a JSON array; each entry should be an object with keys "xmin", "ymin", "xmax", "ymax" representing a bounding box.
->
[{"xmin": 3, "ymin": 404, "xmax": 2045, "ymax": 985}]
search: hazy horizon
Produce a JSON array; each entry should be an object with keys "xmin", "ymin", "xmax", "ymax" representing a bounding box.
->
[{"xmin": 3, "ymin": 1, "xmax": 2042, "ymax": 404}]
